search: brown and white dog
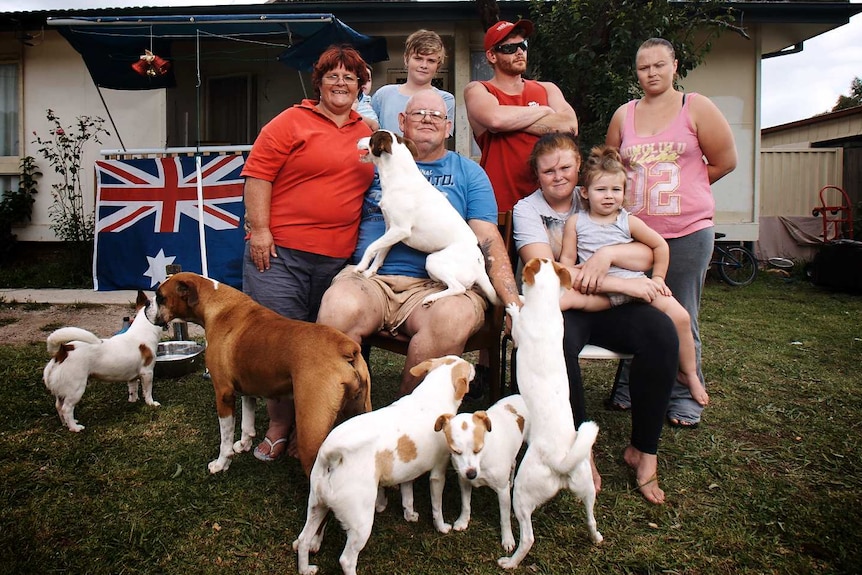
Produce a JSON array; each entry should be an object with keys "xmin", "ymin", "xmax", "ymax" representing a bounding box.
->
[
  {"xmin": 152, "ymin": 272, "xmax": 371, "ymax": 475},
  {"xmin": 43, "ymin": 290, "xmax": 164, "ymax": 432},
  {"xmin": 435, "ymin": 393, "xmax": 530, "ymax": 552},
  {"xmin": 354, "ymin": 129, "xmax": 499, "ymax": 306},
  {"xmin": 499, "ymin": 258, "xmax": 602, "ymax": 570},
  {"xmin": 293, "ymin": 355, "xmax": 473, "ymax": 575}
]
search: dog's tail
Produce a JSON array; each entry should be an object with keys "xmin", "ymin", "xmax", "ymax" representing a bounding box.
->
[
  {"xmin": 548, "ymin": 421, "xmax": 599, "ymax": 475},
  {"xmin": 47, "ymin": 327, "xmax": 101, "ymax": 354}
]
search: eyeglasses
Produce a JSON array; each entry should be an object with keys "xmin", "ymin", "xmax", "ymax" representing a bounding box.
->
[
  {"xmin": 406, "ymin": 109, "xmax": 447, "ymax": 124},
  {"xmin": 494, "ymin": 41, "xmax": 528, "ymax": 55},
  {"xmin": 322, "ymin": 73, "xmax": 359, "ymax": 85}
]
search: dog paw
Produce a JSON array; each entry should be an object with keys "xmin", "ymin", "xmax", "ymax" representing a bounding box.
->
[
  {"xmin": 592, "ymin": 531, "xmax": 604, "ymax": 544},
  {"xmin": 208, "ymin": 458, "xmax": 229, "ymax": 474},
  {"xmin": 435, "ymin": 521, "xmax": 452, "ymax": 534},
  {"xmin": 128, "ymin": 393, "xmax": 139, "ymax": 403},
  {"xmin": 501, "ymin": 537, "xmax": 516, "ymax": 553},
  {"xmin": 146, "ymin": 400, "xmax": 161, "ymax": 407},
  {"xmin": 299, "ymin": 567, "xmax": 319, "ymax": 575},
  {"xmin": 403, "ymin": 509, "xmax": 419, "ymax": 522},
  {"xmin": 497, "ymin": 556, "xmax": 519, "ymax": 570},
  {"xmin": 505, "ymin": 302, "xmax": 520, "ymax": 318},
  {"xmin": 232, "ymin": 438, "xmax": 252, "ymax": 453},
  {"xmin": 453, "ymin": 518, "xmax": 469, "ymax": 531},
  {"xmin": 68, "ymin": 424, "xmax": 85, "ymax": 432}
]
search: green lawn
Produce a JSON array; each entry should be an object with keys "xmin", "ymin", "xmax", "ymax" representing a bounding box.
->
[{"xmin": 1, "ymin": 273, "xmax": 860, "ymax": 574}]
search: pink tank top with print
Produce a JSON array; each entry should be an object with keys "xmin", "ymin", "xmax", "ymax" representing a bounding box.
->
[{"xmin": 618, "ymin": 93, "xmax": 713, "ymax": 239}]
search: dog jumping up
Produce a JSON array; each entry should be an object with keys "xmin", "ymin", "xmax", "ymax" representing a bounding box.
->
[
  {"xmin": 435, "ymin": 393, "xmax": 530, "ymax": 552},
  {"xmin": 499, "ymin": 258, "xmax": 603, "ymax": 570},
  {"xmin": 43, "ymin": 290, "xmax": 164, "ymax": 432},
  {"xmin": 354, "ymin": 129, "xmax": 499, "ymax": 306},
  {"xmin": 293, "ymin": 356, "xmax": 473, "ymax": 575}
]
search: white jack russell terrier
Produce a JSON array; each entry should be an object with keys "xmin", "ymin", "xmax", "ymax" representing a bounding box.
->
[
  {"xmin": 43, "ymin": 290, "xmax": 164, "ymax": 432},
  {"xmin": 435, "ymin": 393, "xmax": 530, "ymax": 552},
  {"xmin": 499, "ymin": 258, "xmax": 603, "ymax": 570},
  {"xmin": 293, "ymin": 355, "xmax": 473, "ymax": 575},
  {"xmin": 354, "ymin": 129, "xmax": 499, "ymax": 306}
]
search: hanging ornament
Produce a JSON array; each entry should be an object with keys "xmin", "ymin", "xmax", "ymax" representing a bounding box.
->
[{"xmin": 132, "ymin": 49, "xmax": 171, "ymax": 77}]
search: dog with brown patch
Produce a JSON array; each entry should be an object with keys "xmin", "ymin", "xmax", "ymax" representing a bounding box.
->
[
  {"xmin": 152, "ymin": 272, "xmax": 370, "ymax": 475},
  {"xmin": 43, "ymin": 290, "xmax": 164, "ymax": 432},
  {"xmin": 435, "ymin": 394, "xmax": 530, "ymax": 552},
  {"xmin": 292, "ymin": 356, "xmax": 473, "ymax": 575}
]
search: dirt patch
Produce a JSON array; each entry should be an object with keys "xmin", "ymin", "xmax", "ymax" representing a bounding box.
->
[{"xmin": 0, "ymin": 303, "xmax": 203, "ymax": 346}]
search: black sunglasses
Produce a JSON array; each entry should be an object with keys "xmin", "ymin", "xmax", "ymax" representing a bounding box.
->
[{"xmin": 494, "ymin": 41, "xmax": 528, "ymax": 55}]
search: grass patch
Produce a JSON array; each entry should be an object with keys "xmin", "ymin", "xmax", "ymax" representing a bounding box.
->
[{"xmin": 1, "ymin": 274, "xmax": 860, "ymax": 574}]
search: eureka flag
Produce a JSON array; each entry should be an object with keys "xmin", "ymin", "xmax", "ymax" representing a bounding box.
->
[{"xmin": 94, "ymin": 154, "xmax": 246, "ymax": 291}]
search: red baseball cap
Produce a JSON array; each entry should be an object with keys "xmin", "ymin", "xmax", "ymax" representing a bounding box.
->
[{"xmin": 483, "ymin": 19, "xmax": 534, "ymax": 52}]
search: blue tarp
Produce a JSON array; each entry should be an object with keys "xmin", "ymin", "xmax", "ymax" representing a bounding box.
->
[
  {"xmin": 278, "ymin": 18, "xmax": 388, "ymax": 72},
  {"xmin": 50, "ymin": 13, "xmax": 388, "ymax": 90}
]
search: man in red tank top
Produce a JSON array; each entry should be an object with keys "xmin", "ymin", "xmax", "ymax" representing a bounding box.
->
[{"xmin": 465, "ymin": 20, "xmax": 579, "ymax": 213}]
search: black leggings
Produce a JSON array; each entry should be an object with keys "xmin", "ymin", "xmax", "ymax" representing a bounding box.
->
[{"xmin": 563, "ymin": 303, "xmax": 678, "ymax": 455}]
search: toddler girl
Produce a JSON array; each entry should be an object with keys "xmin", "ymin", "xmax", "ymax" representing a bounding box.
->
[{"xmin": 558, "ymin": 145, "xmax": 708, "ymax": 406}]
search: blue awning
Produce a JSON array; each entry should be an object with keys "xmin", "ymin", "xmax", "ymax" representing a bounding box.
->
[{"xmin": 49, "ymin": 13, "xmax": 388, "ymax": 90}]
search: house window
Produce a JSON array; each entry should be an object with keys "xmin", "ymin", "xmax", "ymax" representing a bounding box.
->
[
  {"xmin": 0, "ymin": 61, "xmax": 20, "ymax": 194},
  {"xmin": 206, "ymin": 74, "xmax": 256, "ymax": 145}
]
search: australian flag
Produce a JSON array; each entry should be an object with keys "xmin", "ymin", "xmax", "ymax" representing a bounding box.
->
[{"xmin": 93, "ymin": 154, "xmax": 246, "ymax": 291}]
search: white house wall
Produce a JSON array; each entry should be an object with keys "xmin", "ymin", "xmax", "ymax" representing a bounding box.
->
[
  {"xmin": 19, "ymin": 29, "xmax": 166, "ymax": 242},
  {"xmin": 681, "ymin": 31, "xmax": 759, "ymax": 241}
]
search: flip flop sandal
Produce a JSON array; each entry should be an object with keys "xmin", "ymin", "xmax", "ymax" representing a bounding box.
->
[{"xmin": 253, "ymin": 436, "xmax": 288, "ymax": 462}]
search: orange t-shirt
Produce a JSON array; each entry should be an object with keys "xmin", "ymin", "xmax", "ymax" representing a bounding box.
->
[{"xmin": 241, "ymin": 100, "xmax": 374, "ymax": 258}]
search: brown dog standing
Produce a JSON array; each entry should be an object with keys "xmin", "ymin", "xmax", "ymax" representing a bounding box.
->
[{"xmin": 153, "ymin": 272, "xmax": 371, "ymax": 475}]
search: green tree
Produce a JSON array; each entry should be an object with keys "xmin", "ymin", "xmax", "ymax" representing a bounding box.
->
[
  {"xmin": 527, "ymin": 0, "xmax": 740, "ymax": 150},
  {"xmin": 832, "ymin": 76, "xmax": 862, "ymax": 111}
]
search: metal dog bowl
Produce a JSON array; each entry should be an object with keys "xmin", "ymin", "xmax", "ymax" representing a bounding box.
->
[
  {"xmin": 155, "ymin": 341, "xmax": 205, "ymax": 379},
  {"xmin": 768, "ymin": 257, "xmax": 794, "ymax": 270}
]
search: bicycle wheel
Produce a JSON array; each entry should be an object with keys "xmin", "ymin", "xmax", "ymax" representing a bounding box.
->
[{"xmin": 718, "ymin": 246, "xmax": 758, "ymax": 286}]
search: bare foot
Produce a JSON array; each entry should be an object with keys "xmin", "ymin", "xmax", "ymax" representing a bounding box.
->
[
  {"xmin": 679, "ymin": 371, "xmax": 709, "ymax": 406},
  {"xmin": 590, "ymin": 454, "xmax": 602, "ymax": 494},
  {"xmin": 623, "ymin": 445, "xmax": 665, "ymax": 504}
]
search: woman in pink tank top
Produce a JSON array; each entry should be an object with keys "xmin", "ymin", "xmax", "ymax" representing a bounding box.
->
[{"xmin": 605, "ymin": 38, "xmax": 737, "ymax": 429}]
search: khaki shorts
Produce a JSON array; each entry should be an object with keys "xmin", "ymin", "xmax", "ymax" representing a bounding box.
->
[{"xmin": 333, "ymin": 265, "xmax": 489, "ymax": 336}]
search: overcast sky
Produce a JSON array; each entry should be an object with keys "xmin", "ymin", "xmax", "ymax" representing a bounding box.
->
[
  {"xmin": 761, "ymin": 10, "xmax": 862, "ymax": 127},
  {"xmin": 2, "ymin": 0, "xmax": 860, "ymax": 128}
]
